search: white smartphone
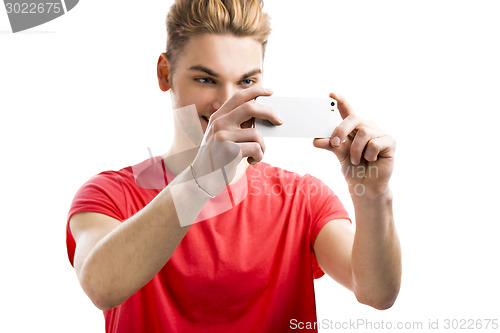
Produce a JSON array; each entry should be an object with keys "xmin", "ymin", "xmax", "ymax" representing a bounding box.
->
[{"xmin": 254, "ymin": 96, "xmax": 338, "ymax": 138}]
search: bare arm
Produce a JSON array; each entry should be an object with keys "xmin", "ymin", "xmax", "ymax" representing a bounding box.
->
[
  {"xmin": 70, "ymin": 169, "xmax": 208, "ymax": 311},
  {"xmin": 313, "ymin": 92, "xmax": 401, "ymax": 310},
  {"xmin": 70, "ymin": 86, "xmax": 282, "ymax": 311},
  {"xmin": 350, "ymin": 191, "xmax": 401, "ymax": 309},
  {"xmin": 314, "ymin": 192, "xmax": 401, "ymax": 310}
]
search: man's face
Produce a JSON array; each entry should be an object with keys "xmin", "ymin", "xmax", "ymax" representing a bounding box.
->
[{"xmin": 166, "ymin": 33, "xmax": 264, "ymax": 133}]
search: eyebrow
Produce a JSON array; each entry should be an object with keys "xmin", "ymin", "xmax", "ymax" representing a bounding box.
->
[{"xmin": 188, "ymin": 65, "xmax": 262, "ymax": 80}]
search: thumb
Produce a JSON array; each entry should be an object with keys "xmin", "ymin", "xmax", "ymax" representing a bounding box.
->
[
  {"xmin": 312, "ymin": 137, "xmax": 350, "ymax": 163},
  {"xmin": 312, "ymin": 138, "xmax": 333, "ymax": 151}
]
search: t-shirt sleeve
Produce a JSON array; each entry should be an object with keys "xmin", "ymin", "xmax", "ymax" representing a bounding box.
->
[
  {"xmin": 66, "ymin": 172, "xmax": 126, "ymax": 267},
  {"xmin": 303, "ymin": 174, "xmax": 351, "ymax": 279}
]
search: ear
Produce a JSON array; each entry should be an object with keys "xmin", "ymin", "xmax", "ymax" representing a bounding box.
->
[{"xmin": 157, "ymin": 53, "xmax": 171, "ymax": 92}]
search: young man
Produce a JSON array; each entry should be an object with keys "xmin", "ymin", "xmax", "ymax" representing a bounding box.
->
[{"xmin": 66, "ymin": 0, "xmax": 401, "ymax": 332}]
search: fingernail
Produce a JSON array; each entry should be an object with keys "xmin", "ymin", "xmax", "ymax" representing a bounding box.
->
[
  {"xmin": 351, "ymin": 156, "xmax": 358, "ymax": 165},
  {"xmin": 331, "ymin": 136, "xmax": 341, "ymax": 146},
  {"xmin": 265, "ymin": 88, "xmax": 273, "ymax": 94}
]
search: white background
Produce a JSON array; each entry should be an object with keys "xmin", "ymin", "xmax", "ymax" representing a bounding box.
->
[{"xmin": 1, "ymin": 1, "xmax": 499, "ymax": 332}]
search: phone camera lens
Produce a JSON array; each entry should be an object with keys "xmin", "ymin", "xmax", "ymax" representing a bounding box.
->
[{"xmin": 331, "ymin": 101, "xmax": 336, "ymax": 107}]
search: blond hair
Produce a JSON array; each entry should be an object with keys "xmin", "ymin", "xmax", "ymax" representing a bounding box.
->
[{"xmin": 165, "ymin": 0, "xmax": 271, "ymax": 71}]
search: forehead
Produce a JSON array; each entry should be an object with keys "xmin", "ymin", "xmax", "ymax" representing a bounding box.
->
[{"xmin": 176, "ymin": 33, "xmax": 263, "ymax": 77}]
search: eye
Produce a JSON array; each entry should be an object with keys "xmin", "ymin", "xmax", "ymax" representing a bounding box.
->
[
  {"xmin": 240, "ymin": 79, "xmax": 255, "ymax": 87},
  {"xmin": 195, "ymin": 77, "xmax": 215, "ymax": 84}
]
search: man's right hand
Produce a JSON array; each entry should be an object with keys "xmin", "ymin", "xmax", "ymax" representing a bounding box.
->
[{"xmin": 191, "ymin": 86, "xmax": 283, "ymax": 196}]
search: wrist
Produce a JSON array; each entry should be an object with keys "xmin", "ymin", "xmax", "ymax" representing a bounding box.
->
[
  {"xmin": 191, "ymin": 159, "xmax": 229, "ymax": 197},
  {"xmin": 349, "ymin": 183, "xmax": 393, "ymax": 203}
]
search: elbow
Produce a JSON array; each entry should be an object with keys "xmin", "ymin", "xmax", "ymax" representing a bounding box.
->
[
  {"xmin": 355, "ymin": 286, "xmax": 400, "ymax": 310},
  {"xmin": 89, "ymin": 294, "xmax": 119, "ymax": 312},
  {"xmin": 79, "ymin": 270, "xmax": 123, "ymax": 312},
  {"xmin": 91, "ymin": 297, "xmax": 116, "ymax": 312},
  {"xmin": 365, "ymin": 295, "xmax": 397, "ymax": 310}
]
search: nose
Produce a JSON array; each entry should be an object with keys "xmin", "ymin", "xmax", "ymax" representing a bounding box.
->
[{"xmin": 211, "ymin": 84, "xmax": 236, "ymax": 111}]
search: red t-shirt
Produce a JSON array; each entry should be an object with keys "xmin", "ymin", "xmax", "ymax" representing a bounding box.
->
[{"xmin": 66, "ymin": 158, "xmax": 350, "ymax": 332}]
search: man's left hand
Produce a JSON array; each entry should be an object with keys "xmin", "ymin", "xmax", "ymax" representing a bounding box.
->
[{"xmin": 313, "ymin": 92, "xmax": 396, "ymax": 197}]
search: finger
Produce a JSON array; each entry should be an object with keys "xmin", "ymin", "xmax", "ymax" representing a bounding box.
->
[
  {"xmin": 214, "ymin": 127, "xmax": 266, "ymax": 154},
  {"xmin": 329, "ymin": 115, "xmax": 363, "ymax": 147},
  {"xmin": 349, "ymin": 126, "xmax": 384, "ymax": 165},
  {"xmin": 312, "ymin": 138, "xmax": 333, "ymax": 152},
  {"xmin": 238, "ymin": 142, "xmax": 264, "ymax": 164},
  {"xmin": 228, "ymin": 101, "xmax": 283, "ymax": 127},
  {"xmin": 363, "ymin": 135, "xmax": 396, "ymax": 162},
  {"xmin": 313, "ymin": 137, "xmax": 352, "ymax": 164},
  {"xmin": 217, "ymin": 86, "xmax": 274, "ymax": 117},
  {"xmin": 329, "ymin": 92, "xmax": 354, "ymax": 120}
]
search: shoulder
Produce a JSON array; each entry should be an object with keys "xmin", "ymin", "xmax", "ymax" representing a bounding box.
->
[
  {"xmin": 78, "ymin": 156, "xmax": 167, "ymax": 193},
  {"xmin": 78, "ymin": 166, "xmax": 134, "ymax": 195},
  {"xmin": 69, "ymin": 157, "xmax": 163, "ymax": 216},
  {"xmin": 69, "ymin": 165, "xmax": 134, "ymax": 219}
]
